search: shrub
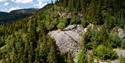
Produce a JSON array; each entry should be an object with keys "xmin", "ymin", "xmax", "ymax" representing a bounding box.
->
[
  {"xmin": 66, "ymin": 52, "xmax": 74, "ymax": 63},
  {"xmin": 83, "ymin": 28, "xmax": 108, "ymax": 49},
  {"xmin": 94, "ymin": 45, "xmax": 118, "ymax": 60},
  {"xmin": 57, "ymin": 21, "xmax": 66, "ymax": 30},
  {"xmin": 109, "ymin": 33, "xmax": 122, "ymax": 48},
  {"xmin": 45, "ymin": 21, "xmax": 55, "ymax": 30},
  {"xmin": 120, "ymin": 57, "xmax": 125, "ymax": 63},
  {"xmin": 121, "ymin": 39, "xmax": 125, "ymax": 49},
  {"xmin": 77, "ymin": 48, "xmax": 88, "ymax": 63}
]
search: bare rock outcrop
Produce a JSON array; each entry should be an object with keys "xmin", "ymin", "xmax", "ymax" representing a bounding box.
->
[
  {"xmin": 118, "ymin": 28, "xmax": 125, "ymax": 39},
  {"xmin": 111, "ymin": 27, "xmax": 125, "ymax": 39},
  {"xmin": 48, "ymin": 25, "xmax": 84, "ymax": 57}
]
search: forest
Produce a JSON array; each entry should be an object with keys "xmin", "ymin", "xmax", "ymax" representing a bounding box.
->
[{"xmin": 0, "ymin": 0, "xmax": 125, "ymax": 63}]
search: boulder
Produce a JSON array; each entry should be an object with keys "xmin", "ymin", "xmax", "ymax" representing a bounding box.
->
[{"xmin": 118, "ymin": 28, "xmax": 125, "ymax": 39}]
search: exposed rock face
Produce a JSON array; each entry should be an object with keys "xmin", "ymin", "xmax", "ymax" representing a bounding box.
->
[{"xmin": 48, "ymin": 25, "xmax": 84, "ymax": 57}]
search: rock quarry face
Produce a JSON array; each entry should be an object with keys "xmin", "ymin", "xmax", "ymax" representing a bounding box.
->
[{"xmin": 48, "ymin": 25, "xmax": 84, "ymax": 57}]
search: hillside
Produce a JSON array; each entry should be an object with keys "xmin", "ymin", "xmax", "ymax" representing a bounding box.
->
[
  {"xmin": 0, "ymin": 8, "xmax": 39, "ymax": 23},
  {"xmin": 0, "ymin": 0, "xmax": 125, "ymax": 63}
]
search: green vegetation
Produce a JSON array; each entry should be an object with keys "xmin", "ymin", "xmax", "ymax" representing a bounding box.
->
[
  {"xmin": 94, "ymin": 45, "xmax": 118, "ymax": 60},
  {"xmin": 57, "ymin": 19, "xmax": 66, "ymax": 30},
  {"xmin": 66, "ymin": 52, "xmax": 74, "ymax": 63},
  {"xmin": 77, "ymin": 48, "xmax": 88, "ymax": 63},
  {"xmin": 120, "ymin": 57, "xmax": 125, "ymax": 63},
  {"xmin": 121, "ymin": 39, "xmax": 125, "ymax": 49},
  {"xmin": 109, "ymin": 33, "xmax": 122, "ymax": 48},
  {"xmin": 76, "ymin": 32, "xmax": 88, "ymax": 63},
  {"xmin": 0, "ymin": 0, "xmax": 125, "ymax": 63}
]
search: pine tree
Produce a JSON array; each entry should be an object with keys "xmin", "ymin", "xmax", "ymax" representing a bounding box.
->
[
  {"xmin": 47, "ymin": 38, "xmax": 57, "ymax": 63},
  {"xmin": 66, "ymin": 52, "xmax": 74, "ymax": 63},
  {"xmin": 77, "ymin": 32, "xmax": 88, "ymax": 63},
  {"xmin": 77, "ymin": 48, "xmax": 88, "ymax": 63}
]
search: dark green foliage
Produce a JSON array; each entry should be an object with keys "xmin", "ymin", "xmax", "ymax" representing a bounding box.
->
[
  {"xmin": 94, "ymin": 45, "xmax": 118, "ymax": 60},
  {"xmin": 0, "ymin": 37, "xmax": 5, "ymax": 47},
  {"xmin": 77, "ymin": 48, "xmax": 88, "ymax": 63},
  {"xmin": 57, "ymin": 19, "xmax": 66, "ymax": 30},
  {"xmin": 47, "ymin": 38, "xmax": 58, "ymax": 63},
  {"xmin": 120, "ymin": 56, "xmax": 125, "ymax": 63},
  {"xmin": 57, "ymin": 0, "xmax": 125, "ymax": 26},
  {"xmin": 81, "ymin": 18, "xmax": 89, "ymax": 28},
  {"xmin": 82, "ymin": 26, "xmax": 109, "ymax": 49},
  {"xmin": 77, "ymin": 32, "xmax": 88, "ymax": 63},
  {"xmin": 109, "ymin": 33, "xmax": 122, "ymax": 48},
  {"xmin": 121, "ymin": 39, "xmax": 125, "ymax": 49},
  {"xmin": 66, "ymin": 52, "xmax": 74, "ymax": 63},
  {"xmin": 0, "ymin": 3, "xmax": 68, "ymax": 63},
  {"xmin": 0, "ymin": 0, "xmax": 125, "ymax": 62}
]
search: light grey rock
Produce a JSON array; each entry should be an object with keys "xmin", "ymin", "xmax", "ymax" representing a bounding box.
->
[
  {"xmin": 114, "ymin": 49, "xmax": 125, "ymax": 57},
  {"xmin": 64, "ymin": 25, "xmax": 76, "ymax": 31},
  {"xmin": 48, "ymin": 25, "xmax": 84, "ymax": 57},
  {"xmin": 118, "ymin": 28, "xmax": 125, "ymax": 39},
  {"xmin": 64, "ymin": 25, "xmax": 84, "ymax": 33}
]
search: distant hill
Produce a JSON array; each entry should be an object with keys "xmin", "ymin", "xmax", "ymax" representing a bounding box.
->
[
  {"xmin": 0, "ymin": 8, "xmax": 39, "ymax": 23},
  {"xmin": 10, "ymin": 8, "xmax": 39, "ymax": 14}
]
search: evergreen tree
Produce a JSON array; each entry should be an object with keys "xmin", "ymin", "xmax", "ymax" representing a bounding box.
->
[
  {"xmin": 77, "ymin": 32, "xmax": 88, "ymax": 63},
  {"xmin": 77, "ymin": 48, "xmax": 88, "ymax": 63},
  {"xmin": 47, "ymin": 38, "xmax": 58, "ymax": 63},
  {"xmin": 66, "ymin": 52, "xmax": 74, "ymax": 63}
]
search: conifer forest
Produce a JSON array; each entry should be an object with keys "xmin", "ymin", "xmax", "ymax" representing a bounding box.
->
[{"xmin": 0, "ymin": 0, "xmax": 125, "ymax": 63}]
